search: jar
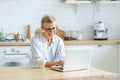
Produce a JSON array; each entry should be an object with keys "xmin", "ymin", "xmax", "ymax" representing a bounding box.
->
[
  {"xmin": 71, "ymin": 30, "xmax": 78, "ymax": 40},
  {"xmin": 64, "ymin": 30, "xmax": 72, "ymax": 40},
  {"xmin": 14, "ymin": 33, "xmax": 22, "ymax": 40},
  {"xmin": 76, "ymin": 31, "xmax": 83, "ymax": 40}
]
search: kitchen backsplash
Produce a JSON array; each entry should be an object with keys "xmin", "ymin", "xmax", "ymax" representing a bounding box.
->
[{"xmin": 0, "ymin": 0, "xmax": 120, "ymax": 40}]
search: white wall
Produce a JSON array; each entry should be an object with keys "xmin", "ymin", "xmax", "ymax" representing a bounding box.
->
[{"xmin": 0, "ymin": 0, "xmax": 120, "ymax": 40}]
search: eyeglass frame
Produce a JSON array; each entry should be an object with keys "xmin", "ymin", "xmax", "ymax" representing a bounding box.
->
[{"xmin": 42, "ymin": 26, "xmax": 58, "ymax": 32}]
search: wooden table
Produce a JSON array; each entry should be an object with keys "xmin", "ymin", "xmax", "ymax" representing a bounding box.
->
[{"xmin": 0, "ymin": 67, "xmax": 119, "ymax": 80}]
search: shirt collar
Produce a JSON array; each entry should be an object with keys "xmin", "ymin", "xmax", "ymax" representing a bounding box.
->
[{"xmin": 40, "ymin": 32, "xmax": 55, "ymax": 43}]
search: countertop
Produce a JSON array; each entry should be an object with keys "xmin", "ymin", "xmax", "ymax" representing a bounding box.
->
[
  {"xmin": 0, "ymin": 42, "xmax": 30, "ymax": 46},
  {"xmin": 0, "ymin": 40, "xmax": 120, "ymax": 46},
  {"xmin": 64, "ymin": 40, "xmax": 120, "ymax": 45},
  {"xmin": 0, "ymin": 67, "xmax": 119, "ymax": 80}
]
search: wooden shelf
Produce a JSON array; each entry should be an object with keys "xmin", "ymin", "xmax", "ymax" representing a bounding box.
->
[{"xmin": 64, "ymin": 1, "xmax": 120, "ymax": 4}]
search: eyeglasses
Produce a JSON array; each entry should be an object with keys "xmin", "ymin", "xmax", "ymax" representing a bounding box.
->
[{"xmin": 44, "ymin": 27, "xmax": 58, "ymax": 32}]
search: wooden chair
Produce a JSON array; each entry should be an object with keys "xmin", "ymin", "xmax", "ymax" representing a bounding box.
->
[{"xmin": 35, "ymin": 28, "xmax": 65, "ymax": 40}]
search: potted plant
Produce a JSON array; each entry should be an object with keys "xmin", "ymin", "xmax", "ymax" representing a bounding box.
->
[
  {"xmin": 90, "ymin": 0, "xmax": 100, "ymax": 11},
  {"xmin": 89, "ymin": 0, "xmax": 101, "ymax": 22}
]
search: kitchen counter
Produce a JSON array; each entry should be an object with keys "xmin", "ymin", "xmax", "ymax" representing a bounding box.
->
[
  {"xmin": 0, "ymin": 67, "xmax": 119, "ymax": 80},
  {"xmin": 64, "ymin": 40, "xmax": 120, "ymax": 45},
  {"xmin": 0, "ymin": 42, "xmax": 30, "ymax": 46},
  {"xmin": 0, "ymin": 40, "xmax": 120, "ymax": 46}
]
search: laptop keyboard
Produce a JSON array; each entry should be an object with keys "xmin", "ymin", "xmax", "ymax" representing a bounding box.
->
[
  {"xmin": 51, "ymin": 66, "xmax": 63, "ymax": 71},
  {"xmin": 58, "ymin": 66, "xmax": 63, "ymax": 70}
]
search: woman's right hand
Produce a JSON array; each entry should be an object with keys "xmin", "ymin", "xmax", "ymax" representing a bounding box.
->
[
  {"xmin": 55, "ymin": 60, "xmax": 64, "ymax": 66},
  {"xmin": 45, "ymin": 60, "xmax": 64, "ymax": 67}
]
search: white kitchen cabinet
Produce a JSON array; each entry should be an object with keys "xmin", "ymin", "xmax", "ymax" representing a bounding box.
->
[
  {"xmin": 92, "ymin": 44, "xmax": 118, "ymax": 72},
  {"xmin": 65, "ymin": 44, "xmax": 118, "ymax": 80},
  {"xmin": 119, "ymin": 44, "xmax": 120, "ymax": 80},
  {"xmin": 92, "ymin": 44, "xmax": 119, "ymax": 80},
  {"xmin": 0, "ymin": 46, "xmax": 30, "ymax": 53},
  {"xmin": 0, "ymin": 46, "xmax": 31, "ymax": 67}
]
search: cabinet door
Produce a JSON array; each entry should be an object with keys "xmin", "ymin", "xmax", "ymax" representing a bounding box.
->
[
  {"xmin": 0, "ymin": 46, "xmax": 31, "ymax": 60},
  {"xmin": 0, "ymin": 46, "xmax": 31, "ymax": 66},
  {"xmin": 65, "ymin": 44, "xmax": 118, "ymax": 80},
  {"xmin": 92, "ymin": 44, "xmax": 118, "ymax": 80},
  {"xmin": 118, "ymin": 44, "xmax": 120, "ymax": 80},
  {"xmin": 91, "ymin": 44, "xmax": 118, "ymax": 73}
]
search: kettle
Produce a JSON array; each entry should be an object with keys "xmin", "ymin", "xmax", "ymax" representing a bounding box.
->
[{"xmin": 0, "ymin": 29, "xmax": 6, "ymax": 41}]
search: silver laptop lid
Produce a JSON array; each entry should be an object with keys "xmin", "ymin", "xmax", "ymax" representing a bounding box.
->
[{"xmin": 63, "ymin": 46, "xmax": 93, "ymax": 71}]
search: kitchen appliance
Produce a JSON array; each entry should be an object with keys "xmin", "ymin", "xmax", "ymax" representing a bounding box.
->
[
  {"xmin": 0, "ymin": 29, "xmax": 6, "ymax": 41},
  {"xmin": 94, "ymin": 21, "xmax": 108, "ymax": 40},
  {"xmin": 1, "ymin": 53, "xmax": 30, "ymax": 67},
  {"xmin": 0, "ymin": 46, "xmax": 31, "ymax": 67},
  {"xmin": 51, "ymin": 47, "xmax": 92, "ymax": 72}
]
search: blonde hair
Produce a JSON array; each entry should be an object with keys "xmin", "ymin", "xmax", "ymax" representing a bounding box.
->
[{"xmin": 41, "ymin": 15, "xmax": 56, "ymax": 26}]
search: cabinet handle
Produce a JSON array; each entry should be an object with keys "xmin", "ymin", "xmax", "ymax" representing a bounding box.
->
[
  {"xmin": 98, "ymin": 44, "xmax": 102, "ymax": 47},
  {"xmin": 11, "ymin": 48, "xmax": 15, "ymax": 53},
  {"xmin": 2, "ymin": 50, "xmax": 7, "ymax": 53},
  {"xmin": 16, "ymin": 50, "xmax": 20, "ymax": 53}
]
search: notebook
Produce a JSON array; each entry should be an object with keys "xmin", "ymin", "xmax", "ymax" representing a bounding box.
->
[{"xmin": 51, "ymin": 46, "xmax": 93, "ymax": 72}]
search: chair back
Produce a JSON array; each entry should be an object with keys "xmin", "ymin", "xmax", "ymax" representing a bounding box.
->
[{"xmin": 35, "ymin": 28, "xmax": 65, "ymax": 40}]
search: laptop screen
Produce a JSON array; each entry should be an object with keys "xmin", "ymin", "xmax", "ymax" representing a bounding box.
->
[
  {"xmin": 51, "ymin": 46, "xmax": 93, "ymax": 72},
  {"xmin": 63, "ymin": 46, "xmax": 93, "ymax": 71}
]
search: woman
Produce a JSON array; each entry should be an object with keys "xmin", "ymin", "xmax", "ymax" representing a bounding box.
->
[{"xmin": 31, "ymin": 15, "xmax": 65, "ymax": 68}]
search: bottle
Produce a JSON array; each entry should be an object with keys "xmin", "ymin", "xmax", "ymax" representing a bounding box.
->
[{"xmin": 26, "ymin": 25, "xmax": 31, "ymax": 40}]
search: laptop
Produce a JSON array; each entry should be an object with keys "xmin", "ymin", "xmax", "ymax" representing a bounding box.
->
[{"xmin": 51, "ymin": 47, "xmax": 93, "ymax": 72}]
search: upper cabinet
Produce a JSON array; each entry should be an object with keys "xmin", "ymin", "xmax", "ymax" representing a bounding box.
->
[{"xmin": 61, "ymin": 0, "xmax": 120, "ymax": 4}]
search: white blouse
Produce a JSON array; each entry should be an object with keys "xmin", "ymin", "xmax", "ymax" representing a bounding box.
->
[{"xmin": 30, "ymin": 32, "xmax": 65, "ymax": 67}]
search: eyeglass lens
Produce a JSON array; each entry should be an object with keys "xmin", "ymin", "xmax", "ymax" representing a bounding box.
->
[{"xmin": 45, "ymin": 27, "xmax": 58, "ymax": 32}]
